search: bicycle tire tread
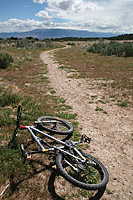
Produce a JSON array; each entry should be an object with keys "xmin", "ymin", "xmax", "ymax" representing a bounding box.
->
[{"xmin": 56, "ymin": 151, "xmax": 109, "ymax": 190}]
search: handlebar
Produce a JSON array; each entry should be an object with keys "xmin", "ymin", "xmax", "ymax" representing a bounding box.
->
[{"xmin": 8, "ymin": 104, "xmax": 22, "ymax": 146}]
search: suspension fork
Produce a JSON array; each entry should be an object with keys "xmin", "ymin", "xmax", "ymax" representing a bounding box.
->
[{"xmin": 58, "ymin": 147, "xmax": 87, "ymax": 172}]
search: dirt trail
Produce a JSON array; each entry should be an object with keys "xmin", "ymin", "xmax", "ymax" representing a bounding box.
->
[{"xmin": 40, "ymin": 47, "xmax": 133, "ymax": 200}]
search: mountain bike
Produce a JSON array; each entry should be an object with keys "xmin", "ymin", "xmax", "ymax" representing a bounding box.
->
[{"xmin": 9, "ymin": 104, "xmax": 109, "ymax": 191}]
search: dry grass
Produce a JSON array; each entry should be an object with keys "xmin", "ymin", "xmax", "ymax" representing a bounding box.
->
[
  {"xmin": 54, "ymin": 45, "xmax": 133, "ymax": 89},
  {"xmin": 54, "ymin": 44, "xmax": 133, "ymax": 108}
]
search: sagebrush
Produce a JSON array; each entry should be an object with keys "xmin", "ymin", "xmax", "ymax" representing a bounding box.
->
[{"xmin": 87, "ymin": 41, "xmax": 133, "ymax": 57}]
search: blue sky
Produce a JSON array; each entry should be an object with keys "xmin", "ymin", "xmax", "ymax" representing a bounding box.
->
[
  {"xmin": 0, "ymin": 0, "xmax": 47, "ymax": 21},
  {"xmin": 0, "ymin": 0, "xmax": 133, "ymax": 33}
]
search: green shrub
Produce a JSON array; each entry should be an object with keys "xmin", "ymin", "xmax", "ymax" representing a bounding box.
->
[
  {"xmin": 0, "ymin": 91, "xmax": 21, "ymax": 107},
  {"xmin": 15, "ymin": 39, "xmax": 48, "ymax": 49},
  {"xmin": 0, "ymin": 108, "xmax": 15, "ymax": 126},
  {"xmin": 16, "ymin": 39, "xmax": 33, "ymax": 48},
  {"xmin": 117, "ymin": 101, "xmax": 128, "ymax": 107},
  {"xmin": 0, "ymin": 52, "xmax": 14, "ymax": 69},
  {"xmin": 87, "ymin": 41, "xmax": 133, "ymax": 57},
  {"xmin": 35, "ymin": 42, "xmax": 45, "ymax": 48},
  {"xmin": 67, "ymin": 42, "xmax": 75, "ymax": 46}
]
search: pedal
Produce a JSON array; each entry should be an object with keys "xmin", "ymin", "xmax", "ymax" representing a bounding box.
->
[
  {"xmin": 20, "ymin": 144, "xmax": 31, "ymax": 163},
  {"xmin": 80, "ymin": 134, "xmax": 91, "ymax": 144}
]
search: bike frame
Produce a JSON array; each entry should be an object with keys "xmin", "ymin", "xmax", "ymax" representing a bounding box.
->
[{"xmin": 19, "ymin": 125, "xmax": 86, "ymax": 162}]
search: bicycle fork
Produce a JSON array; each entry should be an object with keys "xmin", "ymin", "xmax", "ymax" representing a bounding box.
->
[{"xmin": 56, "ymin": 146, "xmax": 87, "ymax": 172}]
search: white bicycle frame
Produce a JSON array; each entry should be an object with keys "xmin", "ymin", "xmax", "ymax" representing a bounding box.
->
[{"xmin": 19, "ymin": 125, "xmax": 86, "ymax": 163}]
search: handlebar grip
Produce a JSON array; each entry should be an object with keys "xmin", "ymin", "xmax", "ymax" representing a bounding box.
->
[
  {"xmin": 17, "ymin": 104, "xmax": 22, "ymax": 126},
  {"xmin": 17, "ymin": 104, "xmax": 21, "ymax": 114}
]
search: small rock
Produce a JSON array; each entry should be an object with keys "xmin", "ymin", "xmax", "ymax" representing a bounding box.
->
[{"xmin": 25, "ymin": 83, "xmax": 30, "ymax": 86}]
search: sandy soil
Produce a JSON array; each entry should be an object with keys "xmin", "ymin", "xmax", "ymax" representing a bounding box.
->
[{"xmin": 40, "ymin": 47, "xmax": 133, "ymax": 200}]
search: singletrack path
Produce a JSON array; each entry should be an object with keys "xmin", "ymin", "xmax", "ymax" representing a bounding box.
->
[{"xmin": 40, "ymin": 47, "xmax": 133, "ymax": 200}]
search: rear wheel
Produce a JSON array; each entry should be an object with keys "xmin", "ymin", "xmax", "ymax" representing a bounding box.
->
[
  {"xmin": 56, "ymin": 150, "xmax": 109, "ymax": 190},
  {"xmin": 36, "ymin": 116, "xmax": 74, "ymax": 136}
]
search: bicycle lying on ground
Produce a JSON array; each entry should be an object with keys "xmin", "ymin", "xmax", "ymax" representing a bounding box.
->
[{"xmin": 9, "ymin": 104, "xmax": 109, "ymax": 191}]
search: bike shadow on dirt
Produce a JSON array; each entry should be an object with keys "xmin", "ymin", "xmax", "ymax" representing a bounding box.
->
[
  {"xmin": 48, "ymin": 167, "xmax": 106, "ymax": 200},
  {"xmin": 8, "ymin": 137, "xmax": 106, "ymax": 200},
  {"xmin": 9, "ymin": 158, "xmax": 106, "ymax": 200}
]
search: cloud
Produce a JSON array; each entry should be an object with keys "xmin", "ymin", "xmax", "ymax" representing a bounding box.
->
[
  {"xmin": 36, "ymin": 11, "xmax": 52, "ymax": 20},
  {"xmin": 0, "ymin": 19, "xmax": 45, "ymax": 33},
  {"xmin": 50, "ymin": 0, "xmax": 73, "ymax": 10},
  {"xmin": 44, "ymin": 0, "xmax": 133, "ymax": 33},
  {"xmin": 1, "ymin": 0, "xmax": 133, "ymax": 33},
  {"xmin": 33, "ymin": 0, "xmax": 46, "ymax": 4},
  {"xmin": 47, "ymin": 0, "xmax": 104, "ymax": 12}
]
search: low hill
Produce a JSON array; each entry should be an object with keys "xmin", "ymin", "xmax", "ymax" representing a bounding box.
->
[{"xmin": 109, "ymin": 34, "xmax": 133, "ymax": 40}]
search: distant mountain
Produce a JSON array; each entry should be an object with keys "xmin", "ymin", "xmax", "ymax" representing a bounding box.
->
[{"xmin": 0, "ymin": 28, "xmax": 118, "ymax": 39}]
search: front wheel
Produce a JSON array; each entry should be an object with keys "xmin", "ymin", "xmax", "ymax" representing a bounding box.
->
[{"xmin": 56, "ymin": 150, "xmax": 109, "ymax": 190}]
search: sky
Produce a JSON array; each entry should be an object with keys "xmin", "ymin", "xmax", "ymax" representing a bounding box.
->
[{"xmin": 0, "ymin": 0, "xmax": 133, "ymax": 34}]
